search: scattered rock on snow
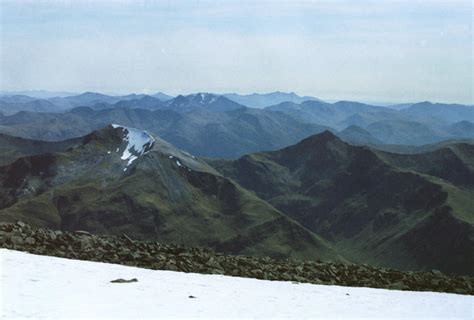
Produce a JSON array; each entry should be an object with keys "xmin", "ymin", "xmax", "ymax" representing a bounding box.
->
[
  {"xmin": 110, "ymin": 278, "xmax": 138, "ymax": 284},
  {"xmin": 0, "ymin": 222, "xmax": 472, "ymax": 295}
]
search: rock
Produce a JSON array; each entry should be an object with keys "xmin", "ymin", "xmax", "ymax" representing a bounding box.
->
[
  {"xmin": 431, "ymin": 269, "xmax": 443, "ymax": 276},
  {"xmin": 293, "ymin": 275, "xmax": 307, "ymax": 283},
  {"xmin": 209, "ymin": 269, "xmax": 225, "ymax": 275},
  {"xmin": 165, "ymin": 263, "xmax": 178, "ymax": 271},
  {"xmin": 387, "ymin": 281, "xmax": 410, "ymax": 291},
  {"xmin": 188, "ymin": 295, "xmax": 196, "ymax": 299},
  {"xmin": 10, "ymin": 235, "xmax": 24, "ymax": 245},
  {"xmin": 16, "ymin": 221, "xmax": 26, "ymax": 228},
  {"xmin": 80, "ymin": 238, "xmax": 93, "ymax": 251},
  {"xmin": 74, "ymin": 230, "xmax": 92, "ymax": 236},
  {"xmin": 122, "ymin": 234, "xmax": 135, "ymax": 244},
  {"xmin": 205, "ymin": 258, "xmax": 222, "ymax": 270},
  {"xmin": 281, "ymin": 273, "xmax": 293, "ymax": 281},
  {"xmin": 110, "ymin": 278, "xmax": 138, "ymax": 283},
  {"xmin": 0, "ymin": 222, "xmax": 472, "ymax": 295}
]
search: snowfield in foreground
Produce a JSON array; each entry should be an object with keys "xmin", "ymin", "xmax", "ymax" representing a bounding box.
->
[{"xmin": 0, "ymin": 249, "xmax": 472, "ymax": 319}]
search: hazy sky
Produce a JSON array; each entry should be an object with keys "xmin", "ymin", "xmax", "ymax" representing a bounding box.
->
[{"xmin": 0, "ymin": 0, "xmax": 472, "ymax": 104}]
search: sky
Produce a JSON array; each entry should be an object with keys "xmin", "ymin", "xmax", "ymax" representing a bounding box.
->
[{"xmin": 0, "ymin": 0, "xmax": 472, "ymax": 104}]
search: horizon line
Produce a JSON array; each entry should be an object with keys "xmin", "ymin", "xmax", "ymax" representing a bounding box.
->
[{"xmin": 0, "ymin": 89, "xmax": 472, "ymax": 106}]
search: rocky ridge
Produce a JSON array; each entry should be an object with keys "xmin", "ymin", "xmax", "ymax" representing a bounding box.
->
[{"xmin": 0, "ymin": 222, "xmax": 472, "ymax": 295}]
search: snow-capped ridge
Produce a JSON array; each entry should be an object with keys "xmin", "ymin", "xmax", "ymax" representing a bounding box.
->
[
  {"xmin": 109, "ymin": 124, "xmax": 215, "ymax": 174},
  {"xmin": 189, "ymin": 92, "xmax": 220, "ymax": 105},
  {"xmin": 111, "ymin": 124, "xmax": 155, "ymax": 167}
]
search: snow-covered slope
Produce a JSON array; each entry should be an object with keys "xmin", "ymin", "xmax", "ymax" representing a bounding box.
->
[
  {"xmin": 189, "ymin": 93, "xmax": 219, "ymax": 105},
  {"xmin": 0, "ymin": 249, "xmax": 472, "ymax": 319},
  {"xmin": 112, "ymin": 124, "xmax": 155, "ymax": 167}
]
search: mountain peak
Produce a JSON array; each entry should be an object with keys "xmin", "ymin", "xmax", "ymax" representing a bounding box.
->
[
  {"xmin": 188, "ymin": 93, "xmax": 221, "ymax": 104},
  {"xmin": 76, "ymin": 92, "xmax": 107, "ymax": 98},
  {"xmin": 283, "ymin": 130, "xmax": 342, "ymax": 153},
  {"xmin": 152, "ymin": 92, "xmax": 174, "ymax": 101},
  {"xmin": 223, "ymin": 92, "xmax": 321, "ymax": 109},
  {"xmin": 110, "ymin": 124, "xmax": 155, "ymax": 167},
  {"xmin": 312, "ymin": 130, "xmax": 339, "ymax": 141},
  {"xmin": 81, "ymin": 124, "xmax": 155, "ymax": 170},
  {"xmin": 165, "ymin": 93, "xmax": 243, "ymax": 112},
  {"xmin": 82, "ymin": 124, "xmax": 123, "ymax": 145}
]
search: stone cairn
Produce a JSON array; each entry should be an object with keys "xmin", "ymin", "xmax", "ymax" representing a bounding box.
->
[{"xmin": 0, "ymin": 221, "xmax": 472, "ymax": 295}]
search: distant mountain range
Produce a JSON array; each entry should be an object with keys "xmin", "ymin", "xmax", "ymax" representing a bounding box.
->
[
  {"xmin": 0, "ymin": 102, "xmax": 331, "ymax": 159},
  {"xmin": 0, "ymin": 91, "xmax": 473, "ymax": 157},
  {"xmin": 0, "ymin": 91, "xmax": 318, "ymax": 114},
  {"xmin": 0, "ymin": 92, "xmax": 174, "ymax": 115},
  {"xmin": 223, "ymin": 91, "xmax": 322, "ymax": 108},
  {"xmin": 0, "ymin": 93, "xmax": 474, "ymax": 158},
  {"xmin": 0, "ymin": 90, "xmax": 78, "ymax": 98},
  {"xmin": 266, "ymin": 100, "xmax": 474, "ymax": 146},
  {"xmin": 0, "ymin": 126, "xmax": 472, "ymax": 275}
]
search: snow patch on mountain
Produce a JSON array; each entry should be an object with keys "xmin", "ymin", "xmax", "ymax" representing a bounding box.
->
[
  {"xmin": 1, "ymin": 249, "xmax": 472, "ymax": 319},
  {"xmin": 190, "ymin": 93, "xmax": 220, "ymax": 105},
  {"xmin": 168, "ymin": 154, "xmax": 185, "ymax": 169},
  {"xmin": 111, "ymin": 124, "xmax": 155, "ymax": 166}
]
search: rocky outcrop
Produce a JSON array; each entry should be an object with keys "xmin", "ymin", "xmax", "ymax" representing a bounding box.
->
[{"xmin": 0, "ymin": 221, "xmax": 472, "ymax": 295}]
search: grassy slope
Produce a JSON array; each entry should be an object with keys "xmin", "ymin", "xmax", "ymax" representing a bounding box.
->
[
  {"xmin": 208, "ymin": 133, "xmax": 474, "ymax": 275},
  {"xmin": 0, "ymin": 128, "xmax": 341, "ymax": 262}
]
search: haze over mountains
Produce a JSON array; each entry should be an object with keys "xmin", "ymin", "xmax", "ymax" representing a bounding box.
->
[
  {"xmin": 0, "ymin": 91, "xmax": 473, "ymax": 159},
  {"xmin": 0, "ymin": 90, "xmax": 473, "ymax": 276},
  {"xmin": 222, "ymin": 92, "xmax": 322, "ymax": 108}
]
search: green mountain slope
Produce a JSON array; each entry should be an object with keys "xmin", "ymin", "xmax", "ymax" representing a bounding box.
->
[
  {"xmin": 0, "ymin": 133, "xmax": 81, "ymax": 166},
  {"xmin": 374, "ymin": 144, "xmax": 474, "ymax": 187},
  {"xmin": 209, "ymin": 131, "xmax": 474, "ymax": 275},
  {"xmin": 0, "ymin": 125, "xmax": 340, "ymax": 262}
]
